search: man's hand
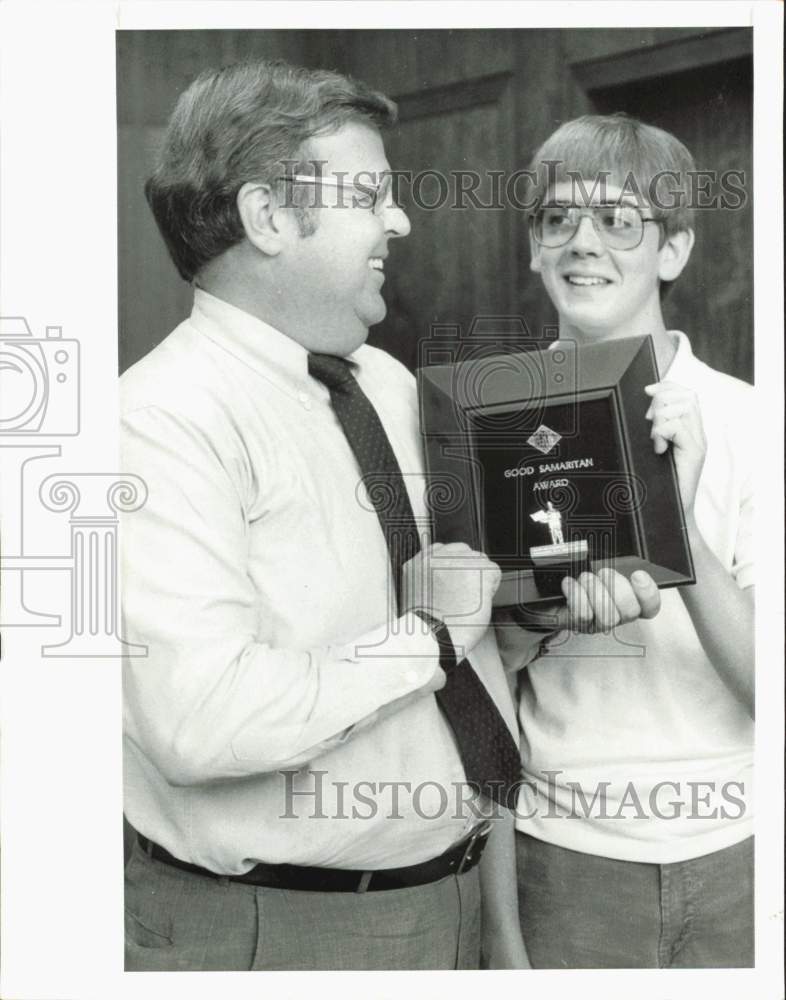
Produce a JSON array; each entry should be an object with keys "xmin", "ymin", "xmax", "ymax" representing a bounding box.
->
[
  {"xmin": 645, "ymin": 380, "xmax": 707, "ymax": 515},
  {"xmin": 512, "ymin": 567, "xmax": 661, "ymax": 635},
  {"xmin": 402, "ymin": 542, "xmax": 501, "ymax": 656}
]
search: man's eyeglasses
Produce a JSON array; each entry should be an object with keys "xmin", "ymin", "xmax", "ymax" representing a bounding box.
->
[
  {"xmin": 277, "ymin": 172, "xmax": 396, "ymax": 215},
  {"xmin": 531, "ymin": 204, "xmax": 661, "ymax": 251}
]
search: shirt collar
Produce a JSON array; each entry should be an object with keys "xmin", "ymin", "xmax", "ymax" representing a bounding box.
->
[
  {"xmin": 189, "ymin": 287, "xmax": 312, "ymax": 396},
  {"xmin": 662, "ymin": 330, "xmax": 693, "ymax": 381}
]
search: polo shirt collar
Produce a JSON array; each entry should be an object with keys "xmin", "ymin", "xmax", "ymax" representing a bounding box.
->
[{"xmin": 663, "ymin": 330, "xmax": 694, "ymax": 382}]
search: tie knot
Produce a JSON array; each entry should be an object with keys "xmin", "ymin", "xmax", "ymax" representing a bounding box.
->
[{"xmin": 308, "ymin": 353, "xmax": 357, "ymax": 391}]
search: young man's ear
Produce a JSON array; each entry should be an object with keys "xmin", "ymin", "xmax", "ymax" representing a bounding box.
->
[
  {"xmin": 658, "ymin": 227, "xmax": 695, "ymax": 283},
  {"xmin": 237, "ymin": 182, "xmax": 293, "ymax": 256}
]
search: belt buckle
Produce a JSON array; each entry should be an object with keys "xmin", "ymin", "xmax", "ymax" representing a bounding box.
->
[{"xmin": 456, "ymin": 819, "xmax": 493, "ymax": 875}]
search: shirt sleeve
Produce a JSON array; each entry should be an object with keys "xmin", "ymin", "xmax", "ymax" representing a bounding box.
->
[{"xmin": 120, "ymin": 404, "xmax": 442, "ymax": 786}]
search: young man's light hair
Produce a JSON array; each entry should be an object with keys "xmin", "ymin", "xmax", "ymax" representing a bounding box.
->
[{"xmin": 527, "ymin": 113, "xmax": 696, "ymax": 237}]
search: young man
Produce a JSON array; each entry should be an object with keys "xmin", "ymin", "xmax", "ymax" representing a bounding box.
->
[{"xmin": 510, "ymin": 114, "xmax": 754, "ymax": 968}]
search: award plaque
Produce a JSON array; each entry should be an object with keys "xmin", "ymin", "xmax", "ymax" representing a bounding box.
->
[{"xmin": 418, "ymin": 335, "xmax": 695, "ymax": 609}]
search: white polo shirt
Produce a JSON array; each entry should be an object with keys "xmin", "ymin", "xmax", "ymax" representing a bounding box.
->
[{"xmin": 515, "ymin": 331, "xmax": 754, "ymax": 864}]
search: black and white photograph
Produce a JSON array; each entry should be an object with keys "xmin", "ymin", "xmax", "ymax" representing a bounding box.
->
[{"xmin": 1, "ymin": 2, "xmax": 783, "ymax": 998}]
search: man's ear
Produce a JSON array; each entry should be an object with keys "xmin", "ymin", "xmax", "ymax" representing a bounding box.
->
[
  {"xmin": 658, "ymin": 227, "xmax": 695, "ymax": 283},
  {"xmin": 237, "ymin": 182, "xmax": 291, "ymax": 257},
  {"xmin": 529, "ymin": 230, "xmax": 542, "ymax": 274}
]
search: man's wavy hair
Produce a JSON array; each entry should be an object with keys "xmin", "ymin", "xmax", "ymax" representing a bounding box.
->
[
  {"xmin": 527, "ymin": 113, "xmax": 697, "ymax": 237},
  {"xmin": 145, "ymin": 59, "xmax": 397, "ymax": 282}
]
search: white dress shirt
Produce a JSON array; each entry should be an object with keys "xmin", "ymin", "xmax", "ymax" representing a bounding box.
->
[{"xmin": 121, "ymin": 289, "xmax": 516, "ymax": 874}]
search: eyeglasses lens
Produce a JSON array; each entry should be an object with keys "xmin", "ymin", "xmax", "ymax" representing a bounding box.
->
[{"xmin": 536, "ymin": 206, "xmax": 644, "ymax": 249}]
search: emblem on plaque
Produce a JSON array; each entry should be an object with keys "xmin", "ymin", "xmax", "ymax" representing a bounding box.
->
[{"xmin": 526, "ymin": 424, "xmax": 562, "ymax": 455}]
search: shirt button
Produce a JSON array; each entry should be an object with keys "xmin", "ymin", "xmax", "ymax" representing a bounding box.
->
[{"xmin": 298, "ymin": 392, "xmax": 312, "ymax": 410}]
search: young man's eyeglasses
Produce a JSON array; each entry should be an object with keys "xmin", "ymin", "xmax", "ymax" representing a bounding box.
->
[
  {"xmin": 277, "ymin": 172, "xmax": 396, "ymax": 215},
  {"xmin": 531, "ymin": 204, "xmax": 662, "ymax": 251}
]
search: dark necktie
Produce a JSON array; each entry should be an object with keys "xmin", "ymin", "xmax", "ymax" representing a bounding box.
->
[{"xmin": 308, "ymin": 352, "xmax": 521, "ymax": 809}]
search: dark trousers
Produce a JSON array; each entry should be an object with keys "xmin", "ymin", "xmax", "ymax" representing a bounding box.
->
[
  {"xmin": 125, "ymin": 839, "xmax": 481, "ymax": 971},
  {"xmin": 517, "ymin": 832, "xmax": 754, "ymax": 968}
]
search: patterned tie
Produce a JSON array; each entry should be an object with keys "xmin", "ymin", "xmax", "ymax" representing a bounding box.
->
[{"xmin": 308, "ymin": 352, "xmax": 521, "ymax": 809}]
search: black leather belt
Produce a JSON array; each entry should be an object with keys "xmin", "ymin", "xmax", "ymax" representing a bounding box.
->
[{"xmin": 137, "ymin": 820, "xmax": 492, "ymax": 893}]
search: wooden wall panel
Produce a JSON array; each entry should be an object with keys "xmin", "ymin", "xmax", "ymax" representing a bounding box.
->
[
  {"xmin": 561, "ymin": 27, "xmax": 726, "ymax": 65},
  {"xmin": 509, "ymin": 30, "xmax": 570, "ymax": 343},
  {"xmin": 375, "ymin": 96, "xmax": 515, "ymax": 369},
  {"xmin": 305, "ymin": 29, "xmax": 515, "ymax": 94},
  {"xmin": 117, "ymin": 30, "xmax": 308, "ymax": 370},
  {"xmin": 117, "ymin": 30, "xmax": 308, "ymax": 126},
  {"xmin": 591, "ymin": 55, "xmax": 753, "ymax": 381},
  {"xmin": 117, "ymin": 124, "xmax": 193, "ymax": 373},
  {"xmin": 300, "ymin": 30, "xmax": 520, "ymax": 367}
]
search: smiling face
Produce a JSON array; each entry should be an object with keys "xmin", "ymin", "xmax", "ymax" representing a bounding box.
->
[
  {"xmin": 530, "ymin": 180, "xmax": 692, "ymax": 346},
  {"xmin": 279, "ymin": 123, "xmax": 410, "ymax": 357}
]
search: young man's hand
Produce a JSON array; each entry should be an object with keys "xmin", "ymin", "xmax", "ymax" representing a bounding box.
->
[
  {"xmin": 645, "ymin": 380, "xmax": 707, "ymax": 515},
  {"xmin": 510, "ymin": 567, "xmax": 661, "ymax": 637}
]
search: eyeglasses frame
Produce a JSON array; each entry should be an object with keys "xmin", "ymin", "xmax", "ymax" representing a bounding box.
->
[
  {"xmin": 530, "ymin": 203, "xmax": 664, "ymax": 251},
  {"xmin": 276, "ymin": 173, "xmax": 395, "ymax": 215}
]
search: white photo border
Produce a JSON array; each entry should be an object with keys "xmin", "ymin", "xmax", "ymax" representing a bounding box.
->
[{"xmin": 1, "ymin": 2, "xmax": 782, "ymax": 999}]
